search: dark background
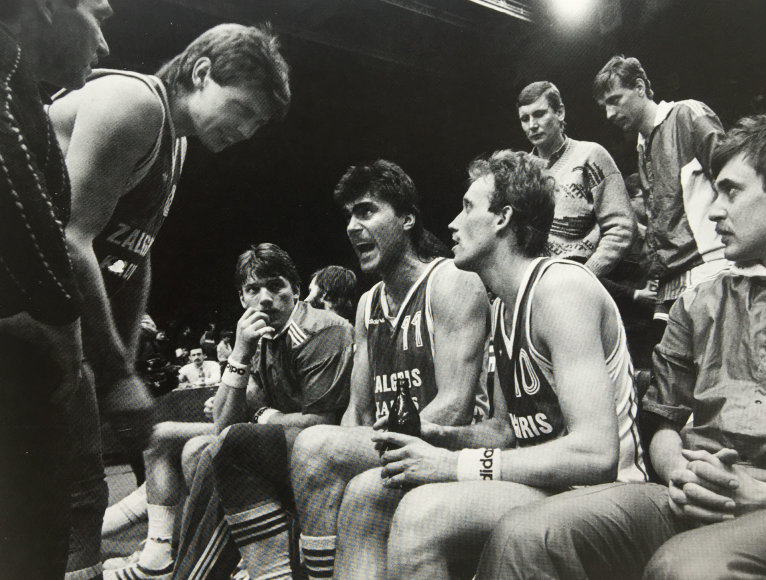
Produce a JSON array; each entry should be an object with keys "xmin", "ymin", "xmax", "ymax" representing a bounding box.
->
[{"xmin": 95, "ymin": 0, "xmax": 766, "ymax": 336}]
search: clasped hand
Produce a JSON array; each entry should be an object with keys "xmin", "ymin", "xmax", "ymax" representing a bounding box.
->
[{"xmin": 668, "ymin": 447, "xmax": 766, "ymax": 523}]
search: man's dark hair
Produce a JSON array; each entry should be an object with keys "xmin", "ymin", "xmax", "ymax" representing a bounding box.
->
[
  {"xmin": 468, "ymin": 150, "xmax": 555, "ymax": 258},
  {"xmin": 592, "ymin": 55, "xmax": 654, "ymax": 101},
  {"xmin": 333, "ymin": 159, "xmax": 449, "ymax": 261},
  {"xmin": 157, "ymin": 23, "xmax": 290, "ymax": 121},
  {"xmin": 235, "ymin": 243, "xmax": 301, "ymax": 294},
  {"xmin": 310, "ymin": 265, "xmax": 358, "ymax": 321},
  {"xmin": 711, "ymin": 114, "xmax": 766, "ymax": 185}
]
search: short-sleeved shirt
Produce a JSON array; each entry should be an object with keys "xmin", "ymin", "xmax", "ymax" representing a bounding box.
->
[
  {"xmin": 645, "ymin": 266, "xmax": 766, "ymax": 468},
  {"xmin": 251, "ymin": 300, "xmax": 354, "ymax": 416}
]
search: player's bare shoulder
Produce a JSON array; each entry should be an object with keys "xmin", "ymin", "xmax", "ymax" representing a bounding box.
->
[
  {"xmin": 534, "ymin": 261, "xmax": 610, "ymax": 324},
  {"xmin": 50, "ymin": 73, "xmax": 165, "ymax": 159},
  {"xmin": 430, "ymin": 259, "xmax": 489, "ymax": 321}
]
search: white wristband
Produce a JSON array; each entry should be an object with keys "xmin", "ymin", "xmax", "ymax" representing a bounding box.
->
[
  {"xmin": 253, "ymin": 406, "xmax": 280, "ymax": 424},
  {"xmin": 221, "ymin": 368, "xmax": 248, "ymax": 389},
  {"xmin": 456, "ymin": 448, "xmax": 502, "ymax": 481}
]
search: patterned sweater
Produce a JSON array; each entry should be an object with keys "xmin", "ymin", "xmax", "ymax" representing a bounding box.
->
[{"xmin": 540, "ymin": 138, "xmax": 636, "ymax": 277}]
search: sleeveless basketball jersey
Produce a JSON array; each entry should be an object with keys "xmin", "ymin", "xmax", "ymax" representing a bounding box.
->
[
  {"xmin": 55, "ymin": 69, "xmax": 187, "ymax": 295},
  {"xmin": 365, "ymin": 258, "xmax": 448, "ymax": 421},
  {"xmin": 492, "ymin": 257, "xmax": 647, "ymax": 482}
]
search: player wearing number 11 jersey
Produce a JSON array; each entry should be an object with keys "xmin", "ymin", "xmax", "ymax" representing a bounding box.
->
[{"xmin": 289, "ymin": 160, "xmax": 490, "ymax": 580}]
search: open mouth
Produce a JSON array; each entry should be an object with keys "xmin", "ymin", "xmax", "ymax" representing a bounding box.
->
[{"xmin": 354, "ymin": 241, "xmax": 376, "ymax": 256}]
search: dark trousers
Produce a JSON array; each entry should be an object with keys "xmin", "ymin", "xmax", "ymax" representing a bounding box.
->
[{"xmin": 0, "ymin": 335, "xmax": 72, "ymax": 579}]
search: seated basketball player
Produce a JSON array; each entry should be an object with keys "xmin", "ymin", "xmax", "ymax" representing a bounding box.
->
[
  {"xmin": 475, "ymin": 116, "xmax": 766, "ymax": 580},
  {"xmin": 360, "ymin": 150, "xmax": 647, "ymax": 579},
  {"xmin": 105, "ymin": 243, "xmax": 353, "ymax": 580},
  {"xmin": 282, "ymin": 160, "xmax": 490, "ymax": 580}
]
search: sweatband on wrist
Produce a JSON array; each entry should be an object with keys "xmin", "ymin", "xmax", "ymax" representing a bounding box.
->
[
  {"xmin": 456, "ymin": 448, "xmax": 502, "ymax": 481},
  {"xmin": 226, "ymin": 358, "xmax": 249, "ymax": 374},
  {"xmin": 252, "ymin": 406, "xmax": 280, "ymax": 424},
  {"xmin": 221, "ymin": 369, "xmax": 248, "ymax": 389}
]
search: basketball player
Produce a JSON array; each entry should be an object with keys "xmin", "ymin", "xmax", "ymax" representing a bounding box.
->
[
  {"xmin": 288, "ymin": 160, "xmax": 490, "ymax": 580},
  {"xmin": 475, "ymin": 115, "xmax": 766, "ymax": 580},
  {"xmin": 364, "ymin": 150, "xmax": 646, "ymax": 579},
  {"xmin": 50, "ymin": 24, "xmax": 290, "ymax": 579},
  {"xmin": 104, "ymin": 243, "xmax": 353, "ymax": 579}
]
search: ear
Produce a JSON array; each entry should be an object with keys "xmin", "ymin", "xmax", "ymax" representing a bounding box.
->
[
  {"xmin": 402, "ymin": 212, "xmax": 416, "ymax": 231},
  {"xmin": 191, "ymin": 57, "xmax": 212, "ymax": 89},
  {"xmin": 557, "ymin": 104, "xmax": 566, "ymax": 124},
  {"xmin": 496, "ymin": 205, "xmax": 513, "ymax": 232},
  {"xmin": 635, "ymin": 79, "xmax": 647, "ymax": 97}
]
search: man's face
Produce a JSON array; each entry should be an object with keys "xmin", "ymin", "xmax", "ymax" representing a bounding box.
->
[
  {"xmin": 449, "ymin": 175, "xmax": 500, "ymax": 272},
  {"xmin": 517, "ymin": 95, "xmax": 564, "ymax": 152},
  {"xmin": 189, "ymin": 348, "xmax": 205, "ymax": 365},
  {"xmin": 186, "ymin": 67, "xmax": 272, "ymax": 152},
  {"xmin": 710, "ymin": 153, "xmax": 766, "ymax": 264},
  {"xmin": 239, "ymin": 275, "xmax": 298, "ymax": 332},
  {"xmin": 44, "ymin": 0, "xmax": 112, "ymax": 89},
  {"xmin": 597, "ymin": 80, "xmax": 646, "ymax": 133},
  {"xmin": 343, "ymin": 193, "xmax": 410, "ymax": 275},
  {"xmin": 305, "ymin": 278, "xmax": 331, "ymax": 311}
]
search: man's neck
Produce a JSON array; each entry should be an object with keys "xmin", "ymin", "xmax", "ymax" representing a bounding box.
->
[
  {"xmin": 536, "ymin": 133, "xmax": 566, "ymax": 161},
  {"xmin": 638, "ymin": 100, "xmax": 660, "ymax": 140},
  {"xmin": 167, "ymin": 93, "xmax": 194, "ymax": 137},
  {"xmin": 478, "ymin": 244, "xmax": 535, "ymax": 308},
  {"xmin": 379, "ymin": 251, "xmax": 431, "ymax": 309}
]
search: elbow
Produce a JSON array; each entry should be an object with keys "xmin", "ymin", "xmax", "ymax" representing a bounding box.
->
[{"xmin": 570, "ymin": 438, "xmax": 619, "ymax": 485}]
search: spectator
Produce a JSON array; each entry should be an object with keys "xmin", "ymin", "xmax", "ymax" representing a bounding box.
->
[
  {"xmin": 178, "ymin": 347, "xmax": 221, "ymax": 387},
  {"xmin": 306, "ymin": 265, "xmax": 359, "ymax": 321}
]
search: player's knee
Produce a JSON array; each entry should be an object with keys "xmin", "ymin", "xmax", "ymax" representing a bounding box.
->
[
  {"xmin": 291, "ymin": 425, "xmax": 341, "ymax": 491},
  {"xmin": 145, "ymin": 421, "xmax": 181, "ymax": 456},
  {"xmin": 181, "ymin": 435, "xmax": 212, "ymax": 485},
  {"xmin": 389, "ymin": 488, "xmax": 444, "ymax": 562},
  {"xmin": 341, "ymin": 472, "xmax": 383, "ymax": 532}
]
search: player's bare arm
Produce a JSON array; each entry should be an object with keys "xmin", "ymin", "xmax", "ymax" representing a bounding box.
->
[
  {"xmin": 55, "ymin": 75, "xmax": 164, "ymax": 381},
  {"xmin": 341, "ymin": 293, "xmax": 375, "ymax": 427},
  {"xmin": 420, "ymin": 261, "xmax": 489, "ymax": 425}
]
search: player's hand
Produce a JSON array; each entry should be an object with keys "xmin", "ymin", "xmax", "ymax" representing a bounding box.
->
[
  {"xmin": 633, "ymin": 281, "xmax": 658, "ymax": 305},
  {"xmin": 203, "ymin": 396, "xmax": 215, "ymax": 420},
  {"xmin": 373, "ymin": 431, "xmax": 456, "ymax": 488},
  {"xmin": 101, "ymin": 373, "xmax": 156, "ymax": 453},
  {"xmin": 231, "ymin": 308, "xmax": 274, "ymax": 362}
]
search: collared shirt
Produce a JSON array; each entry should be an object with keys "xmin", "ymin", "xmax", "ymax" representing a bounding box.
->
[
  {"xmin": 251, "ymin": 301, "xmax": 354, "ymax": 416},
  {"xmin": 644, "ymin": 268, "xmax": 766, "ymax": 468}
]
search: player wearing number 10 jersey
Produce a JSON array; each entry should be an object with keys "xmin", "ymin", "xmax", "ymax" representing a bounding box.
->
[{"xmin": 289, "ymin": 160, "xmax": 490, "ymax": 580}]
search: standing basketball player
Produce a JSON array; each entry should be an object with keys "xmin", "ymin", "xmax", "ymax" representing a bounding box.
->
[
  {"xmin": 49, "ymin": 24, "xmax": 290, "ymax": 579},
  {"xmin": 284, "ymin": 160, "xmax": 490, "ymax": 580},
  {"xmin": 366, "ymin": 150, "xmax": 646, "ymax": 579}
]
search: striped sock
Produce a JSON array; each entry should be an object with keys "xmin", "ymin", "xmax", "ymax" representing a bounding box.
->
[
  {"xmin": 224, "ymin": 500, "xmax": 292, "ymax": 580},
  {"xmin": 300, "ymin": 534, "xmax": 335, "ymax": 579}
]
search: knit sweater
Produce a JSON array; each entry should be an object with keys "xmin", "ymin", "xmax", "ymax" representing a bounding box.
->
[{"xmin": 540, "ymin": 138, "xmax": 636, "ymax": 277}]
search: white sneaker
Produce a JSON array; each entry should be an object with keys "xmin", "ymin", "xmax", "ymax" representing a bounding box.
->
[{"xmin": 102, "ymin": 562, "xmax": 174, "ymax": 580}]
